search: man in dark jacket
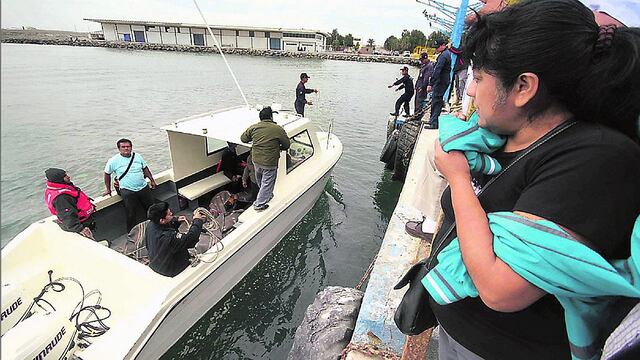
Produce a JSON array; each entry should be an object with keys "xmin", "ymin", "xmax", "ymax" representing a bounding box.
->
[
  {"xmin": 217, "ymin": 142, "xmax": 246, "ymax": 193},
  {"xmin": 241, "ymin": 107, "xmax": 290, "ymax": 211},
  {"xmin": 414, "ymin": 53, "xmax": 434, "ymax": 112},
  {"xmin": 426, "ymin": 39, "xmax": 452, "ymax": 129},
  {"xmin": 294, "ymin": 73, "xmax": 318, "ymax": 116},
  {"xmin": 145, "ymin": 202, "xmax": 205, "ymax": 277},
  {"xmin": 44, "ymin": 168, "xmax": 96, "ymax": 239},
  {"xmin": 389, "ymin": 66, "xmax": 415, "ymax": 117},
  {"xmin": 450, "ymin": 45, "xmax": 469, "ymax": 103}
]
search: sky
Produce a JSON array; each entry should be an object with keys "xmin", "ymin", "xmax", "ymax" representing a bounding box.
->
[{"xmin": 0, "ymin": 0, "xmax": 476, "ymax": 44}]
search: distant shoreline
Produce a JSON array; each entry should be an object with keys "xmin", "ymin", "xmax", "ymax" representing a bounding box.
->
[{"xmin": 1, "ymin": 29, "xmax": 419, "ymax": 66}]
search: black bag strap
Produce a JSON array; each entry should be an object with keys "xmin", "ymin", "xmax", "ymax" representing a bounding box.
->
[
  {"xmin": 427, "ymin": 120, "xmax": 577, "ymax": 269},
  {"xmin": 118, "ymin": 153, "xmax": 136, "ymax": 181}
]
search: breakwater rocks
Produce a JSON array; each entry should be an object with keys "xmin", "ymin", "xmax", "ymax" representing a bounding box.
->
[{"xmin": 1, "ymin": 38, "xmax": 420, "ymax": 66}]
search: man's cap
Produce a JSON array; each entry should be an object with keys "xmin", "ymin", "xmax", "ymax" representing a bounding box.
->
[
  {"xmin": 148, "ymin": 201, "xmax": 170, "ymax": 224},
  {"xmin": 45, "ymin": 168, "xmax": 66, "ymax": 183},
  {"xmin": 434, "ymin": 39, "xmax": 447, "ymax": 47},
  {"xmin": 420, "ymin": 53, "xmax": 429, "ymax": 60},
  {"xmin": 300, "ymin": 72, "xmax": 310, "ymax": 79},
  {"xmin": 400, "ymin": 66, "xmax": 409, "ymax": 71},
  {"xmin": 259, "ymin": 106, "xmax": 278, "ymax": 120}
]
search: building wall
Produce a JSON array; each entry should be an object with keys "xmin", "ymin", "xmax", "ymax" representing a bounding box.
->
[
  {"xmin": 115, "ymin": 24, "xmax": 131, "ymax": 41},
  {"xmin": 237, "ymin": 36, "xmax": 251, "ymax": 48},
  {"xmin": 146, "ymin": 30, "xmax": 162, "ymax": 44},
  {"xmin": 97, "ymin": 21, "xmax": 324, "ymax": 51},
  {"xmin": 160, "ymin": 27, "xmax": 178, "ymax": 45},
  {"xmin": 102, "ymin": 23, "xmax": 118, "ymax": 41},
  {"xmin": 253, "ymin": 37, "xmax": 268, "ymax": 50},
  {"xmin": 176, "ymin": 27, "xmax": 191, "ymax": 45},
  {"xmin": 205, "ymin": 34, "xmax": 222, "ymax": 47},
  {"xmin": 220, "ymin": 30, "xmax": 236, "ymax": 47}
]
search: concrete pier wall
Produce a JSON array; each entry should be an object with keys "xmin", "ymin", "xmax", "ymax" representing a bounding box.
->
[{"xmin": 348, "ymin": 127, "xmax": 442, "ymax": 358}]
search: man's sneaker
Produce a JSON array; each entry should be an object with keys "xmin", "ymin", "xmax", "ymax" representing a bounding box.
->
[
  {"xmin": 405, "ymin": 220, "xmax": 433, "ymax": 242},
  {"xmin": 423, "ymin": 123, "xmax": 438, "ymax": 130}
]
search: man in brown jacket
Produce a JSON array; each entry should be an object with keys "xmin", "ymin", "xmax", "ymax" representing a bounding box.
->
[{"xmin": 240, "ymin": 107, "xmax": 290, "ymax": 211}]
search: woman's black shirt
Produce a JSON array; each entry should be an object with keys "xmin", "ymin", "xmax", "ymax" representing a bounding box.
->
[{"xmin": 429, "ymin": 122, "xmax": 640, "ymax": 359}]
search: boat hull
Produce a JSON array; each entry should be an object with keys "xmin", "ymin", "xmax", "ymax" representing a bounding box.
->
[{"xmin": 132, "ymin": 169, "xmax": 334, "ymax": 359}]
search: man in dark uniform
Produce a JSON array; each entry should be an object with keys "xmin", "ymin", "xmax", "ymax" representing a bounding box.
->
[
  {"xmin": 414, "ymin": 53, "xmax": 434, "ymax": 112},
  {"xmin": 217, "ymin": 142, "xmax": 246, "ymax": 193},
  {"xmin": 388, "ymin": 66, "xmax": 414, "ymax": 117},
  {"xmin": 426, "ymin": 39, "xmax": 452, "ymax": 129},
  {"xmin": 294, "ymin": 73, "xmax": 318, "ymax": 116},
  {"xmin": 145, "ymin": 202, "xmax": 205, "ymax": 277}
]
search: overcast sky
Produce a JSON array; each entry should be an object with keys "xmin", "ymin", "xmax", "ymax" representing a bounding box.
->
[{"xmin": 1, "ymin": 0, "xmax": 475, "ymax": 43}]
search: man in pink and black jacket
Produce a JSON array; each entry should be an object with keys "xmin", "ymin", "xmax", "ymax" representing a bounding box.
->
[{"xmin": 44, "ymin": 168, "xmax": 96, "ymax": 239}]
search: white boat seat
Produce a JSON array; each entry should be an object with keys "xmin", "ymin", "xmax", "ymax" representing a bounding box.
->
[{"xmin": 178, "ymin": 172, "xmax": 231, "ymax": 201}]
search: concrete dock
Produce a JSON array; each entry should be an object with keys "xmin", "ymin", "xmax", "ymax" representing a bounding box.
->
[{"xmin": 345, "ymin": 124, "xmax": 444, "ymax": 360}]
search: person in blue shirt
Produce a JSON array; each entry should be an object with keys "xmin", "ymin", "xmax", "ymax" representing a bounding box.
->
[{"xmin": 103, "ymin": 138, "xmax": 157, "ymax": 231}]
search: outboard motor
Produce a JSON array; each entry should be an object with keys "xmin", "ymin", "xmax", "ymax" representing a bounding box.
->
[
  {"xmin": 1, "ymin": 272, "xmax": 52, "ymax": 336},
  {"xmin": 1, "ymin": 270, "xmax": 110, "ymax": 360},
  {"xmin": 1, "ymin": 310, "xmax": 75, "ymax": 360}
]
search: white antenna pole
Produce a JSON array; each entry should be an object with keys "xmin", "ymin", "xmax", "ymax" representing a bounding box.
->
[{"xmin": 192, "ymin": 0, "xmax": 249, "ymax": 106}]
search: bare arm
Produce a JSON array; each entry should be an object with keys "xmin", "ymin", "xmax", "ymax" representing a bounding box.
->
[
  {"xmin": 448, "ymin": 175, "xmax": 545, "ymax": 312},
  {"xmin": 103, "ymin": 173, "xmax": 112, "ymax": 196},
  {"xmin": 435, "ymin": 142, "xmax": 545, "ymax": 312},
  {"xmin": 143, "ymin": 167, "xmax": 156, "ymax": 188}
]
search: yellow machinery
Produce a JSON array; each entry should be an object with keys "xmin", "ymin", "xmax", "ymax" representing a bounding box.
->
[{"xmin": 411, "ymin": 46, "xmax": 436, "ymax": 61}]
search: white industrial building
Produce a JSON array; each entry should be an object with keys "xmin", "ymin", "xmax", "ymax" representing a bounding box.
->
[{"xmin": 84, "ymin": 19, "xmax": 328, "ymax": 52}]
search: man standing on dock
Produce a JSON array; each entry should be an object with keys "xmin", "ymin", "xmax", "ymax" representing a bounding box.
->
[
  {"xmin": 294, "ymin": 73, "xmax": 318, "ymax": 117},
  {"xmin": 241, "ymin": 107, "xmax": 290, "ymax": 211},
  {"xmin": 103, "ymin": 138, "xmax": 157, "ymax": 232},
  {"xmin": 414, "ymin": 53, "xmax": 434, "ymax": 112},
  {"xmin": 425, "ymin": 39, "xmax": 452, "ymax": 129}
]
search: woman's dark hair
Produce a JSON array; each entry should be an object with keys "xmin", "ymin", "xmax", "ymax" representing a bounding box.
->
[
  {"xmin": 117, "ymin": 138, "xmax": 132, "ymax": 148},
  {"xmin": 464, "ymin": 0, "xmax": 640, "ymax": 142}
]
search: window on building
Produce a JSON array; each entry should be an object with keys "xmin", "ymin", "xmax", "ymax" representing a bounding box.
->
[
  {"xmin": 265, "ymin": 32, "xmax": 270, "ymax": 38},
  {"xmin": 249, "ymin": 31, "xmax": 254, "ymax": 37},
  {"xmin": 286, "ymin": 131, "xmax": 314, "ymax": 173},
  {"xmin": 206, "ymin": 137, "xmax": 227, "ymax": 156}
]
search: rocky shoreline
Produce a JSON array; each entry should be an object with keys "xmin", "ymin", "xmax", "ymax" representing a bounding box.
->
[{"xmin": 1, "ymin": 37, "xmax": 420, "ymax": 66}]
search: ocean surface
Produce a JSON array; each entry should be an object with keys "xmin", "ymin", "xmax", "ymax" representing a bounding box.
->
[{"xmin": 1, "ymin": 43, "xmax": 411, "ymax": 359}]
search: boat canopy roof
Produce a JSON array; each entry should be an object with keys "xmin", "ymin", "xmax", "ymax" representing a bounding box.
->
[{"xmin": 161, "ymin": 106, "xmax": 303, "ymax": 146}]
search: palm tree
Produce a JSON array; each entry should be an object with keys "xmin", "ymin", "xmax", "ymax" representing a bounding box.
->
[{"xmin": 367, "ymin": 38, "xmax": 375, "ymax": 47}]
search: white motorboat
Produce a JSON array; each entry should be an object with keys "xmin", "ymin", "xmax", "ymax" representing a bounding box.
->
[{"xmin": 0, "ymin": 105, "xmax": 342, "ymax": 359}]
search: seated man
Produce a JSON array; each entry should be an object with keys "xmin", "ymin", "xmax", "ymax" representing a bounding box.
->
[
  {"xmin": 44, "ymin": 168, "xmax": 96, "ymax": 240},
  {"xmin": 145, "ymin": 202, "xmax": 205, "ymax": 277},
  {"xmin": 217, "ymin": 142, "xmax": 247, "ymax": 193}
]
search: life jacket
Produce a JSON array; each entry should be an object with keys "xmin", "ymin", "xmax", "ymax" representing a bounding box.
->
[{"xmin": 44, "ymin": 181, "xmax": 95, "ymax": 223}]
